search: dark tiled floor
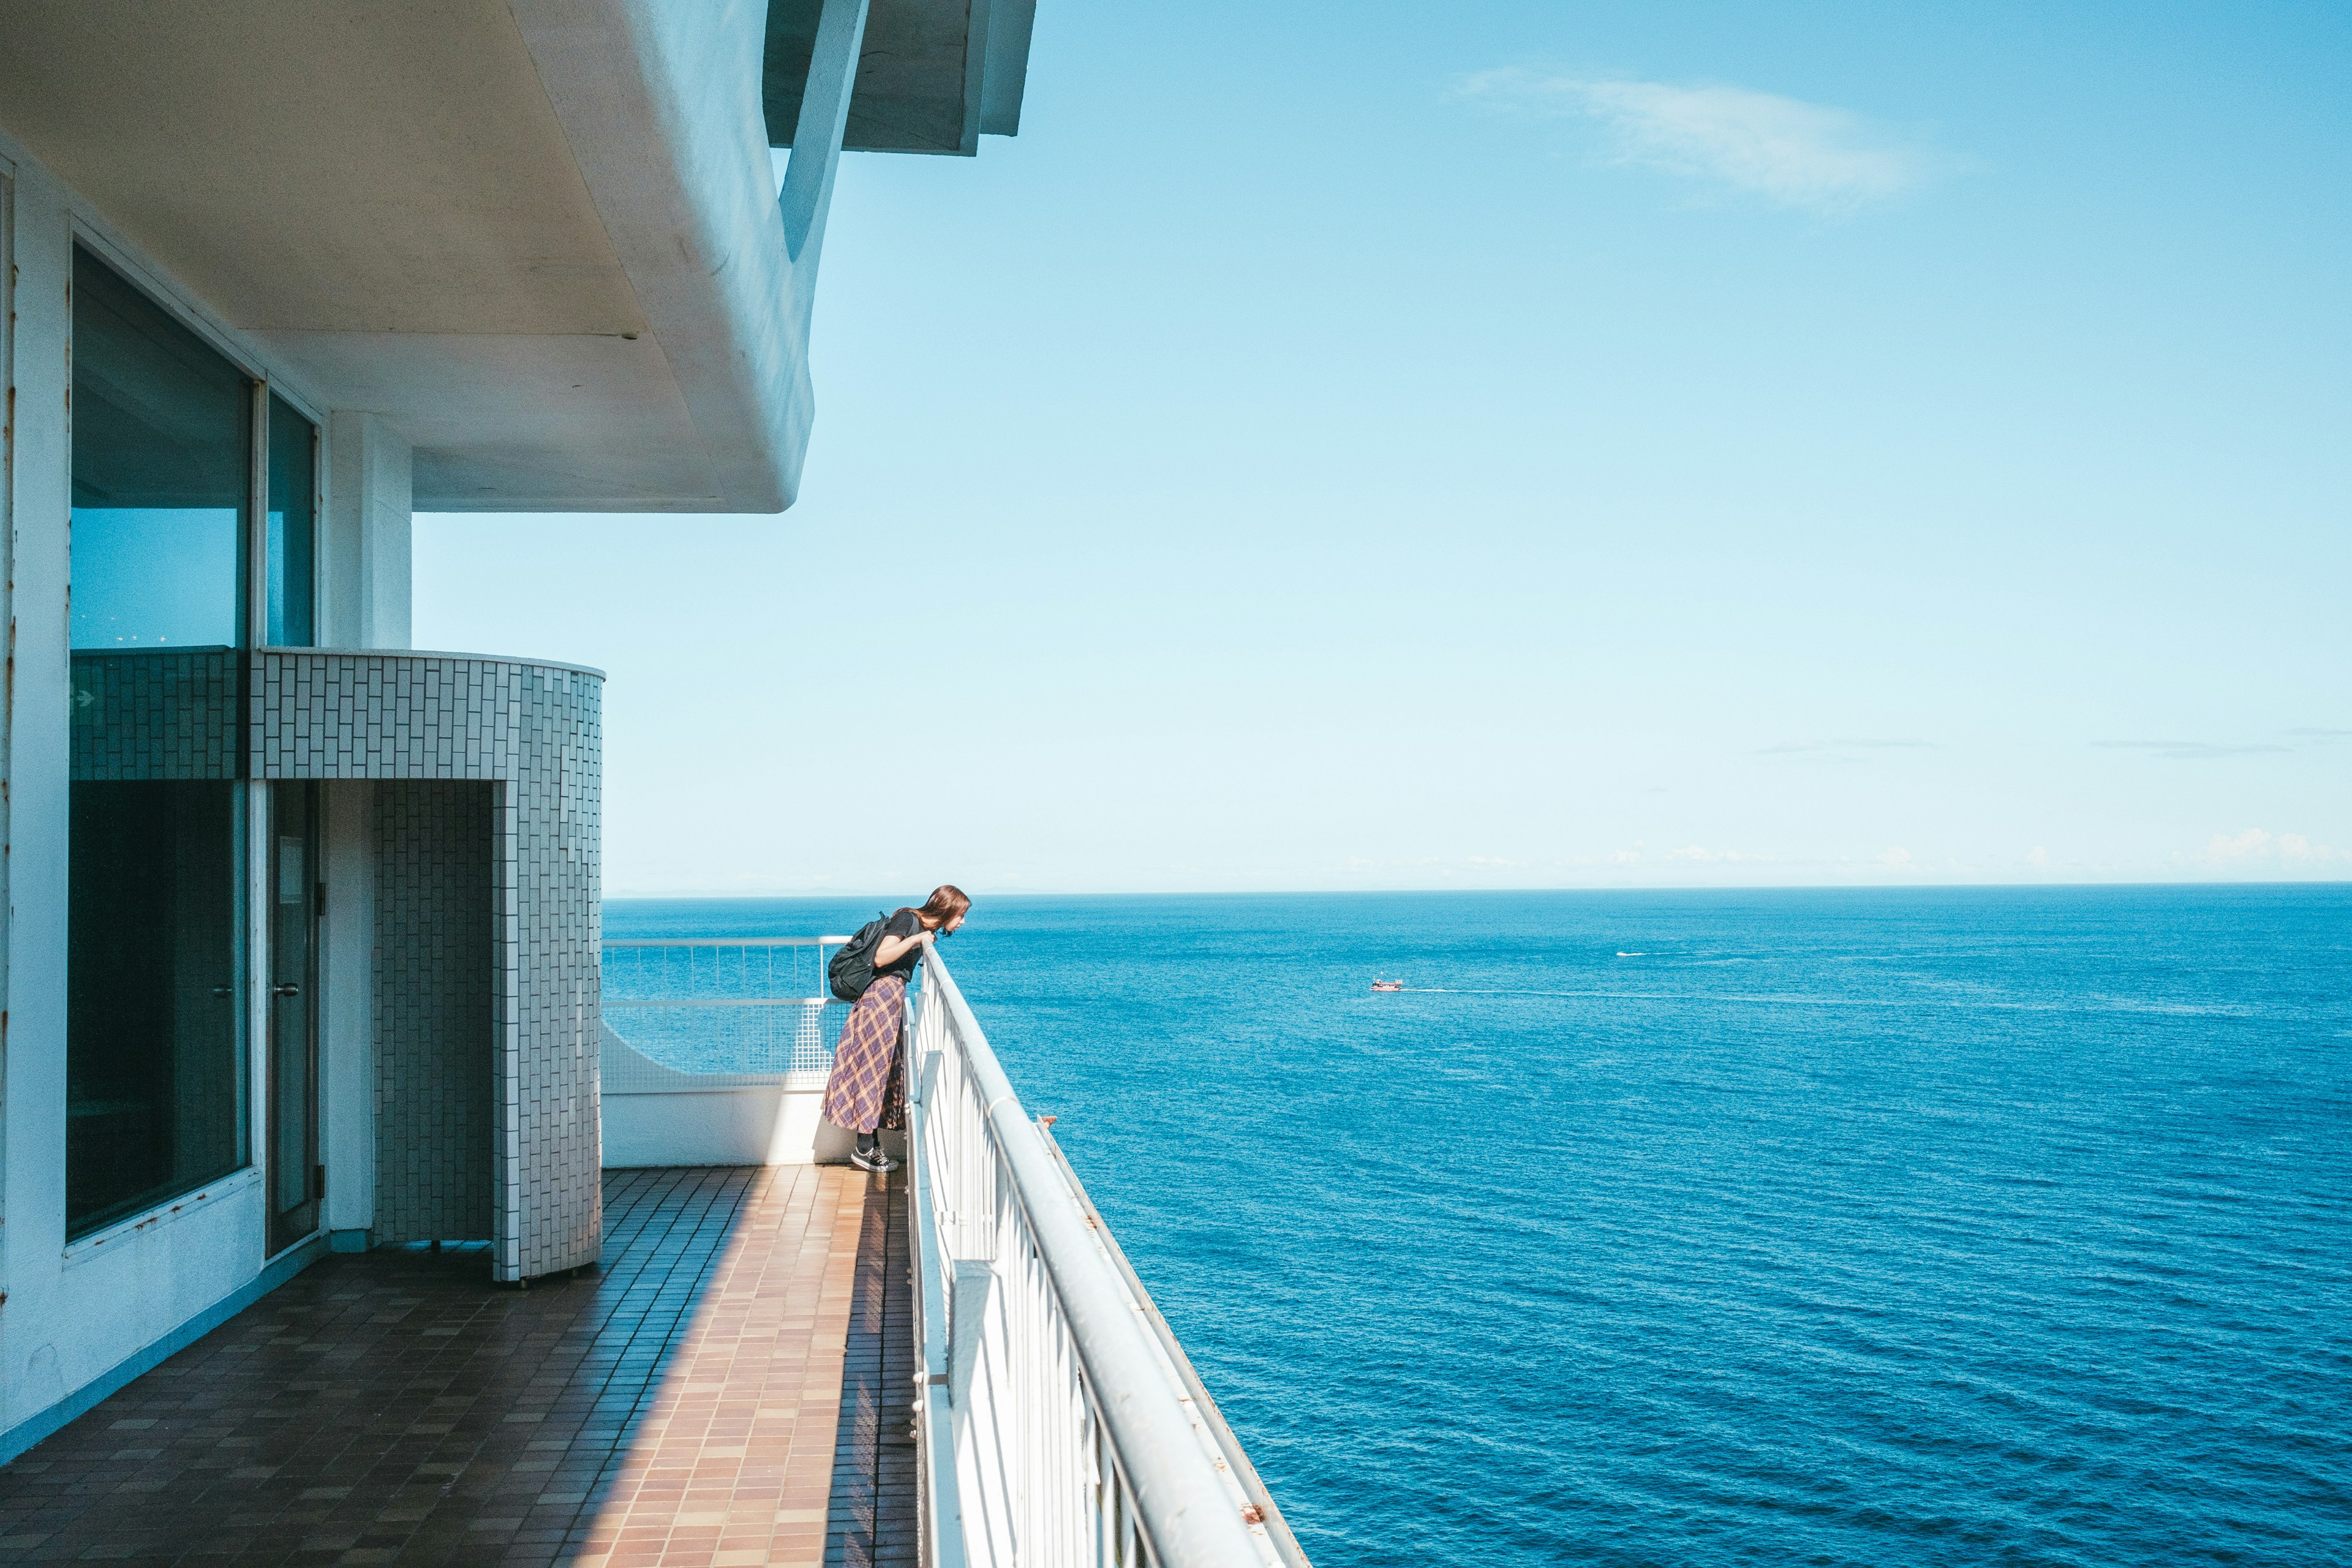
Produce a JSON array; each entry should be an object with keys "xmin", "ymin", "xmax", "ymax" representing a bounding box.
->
[
  {"xmin": 0, "ymin": 1167, "xmax": 911, "ymax": 1568},
  {"xmin": 823, "ymin": 1177, "xmax": 913, "ymax": 1568}
]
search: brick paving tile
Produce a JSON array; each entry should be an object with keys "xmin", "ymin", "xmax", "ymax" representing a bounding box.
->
[{"xmin": 0, "ymin": 1167, "xmax": 915, "ymax": 1567}]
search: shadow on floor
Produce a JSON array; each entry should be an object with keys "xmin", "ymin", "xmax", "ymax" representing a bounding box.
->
[
  {"xmin": 0, "ymin": 1167, "xmax": 910, "ymax": 1568},
  {"xmin": 824, "ymin": 1169, "xmax": 914, "ymax": 1568}
]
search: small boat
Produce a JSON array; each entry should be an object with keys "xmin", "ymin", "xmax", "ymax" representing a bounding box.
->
[{"xmin": 1370, "ymin": 978, "xmax": 1404, "ymax": 992}]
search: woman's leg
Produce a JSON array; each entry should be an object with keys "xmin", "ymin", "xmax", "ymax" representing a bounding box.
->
[{"xmin": 821, "ymin": 974, "xmax": 908, "ymax": 1166}]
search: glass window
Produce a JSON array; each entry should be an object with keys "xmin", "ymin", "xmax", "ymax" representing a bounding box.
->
[
  {"xmin": 67, "ymin": 245, "xmax": 251, "ymax": 1238},
  {"xmin": 67, "ymin": 781, "xmax": 246, "ymax": 1234},
  {"xmin": 69, "ymin": 247, "xmax": 249, "ymax": 650},
  {"xmin": 267, "ymin": 394, "xmax": 316, "ymax": 647}
]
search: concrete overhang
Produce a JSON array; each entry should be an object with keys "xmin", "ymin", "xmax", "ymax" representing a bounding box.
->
[
  {"xmin": 765, "ymin": 0, "xmax": 1036, "ymax": 155},
  {"xmin": 0, "ymin": 0, "xmax": 1029, "ymax": 514}
]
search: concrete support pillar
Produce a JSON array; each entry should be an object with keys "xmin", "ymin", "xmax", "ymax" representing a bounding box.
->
[
  {"xmin": 315, "ymin": 411, "xmax": 409, "ymax": 1245},
  {"xmin": 777, "ymin": 0, "xmax": 871, "ymax": 332},
  {"xmin": 322, "ymin": 412, "xmax": 413, "ymax": 650}
]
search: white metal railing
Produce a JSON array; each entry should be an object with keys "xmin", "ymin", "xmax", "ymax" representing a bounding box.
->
[
  {"xmin": 906, "ymin": 941, "xmax": 1310, "ymax": 1568},
  {"xmin": 602, "ymin": 937, "xmax": 853, "ymax": 1082}
]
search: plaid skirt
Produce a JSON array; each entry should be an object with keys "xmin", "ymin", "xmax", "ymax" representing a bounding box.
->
[{"xmin": 821, "ymin": 973, "xmax": 908, "ymax": 1134}]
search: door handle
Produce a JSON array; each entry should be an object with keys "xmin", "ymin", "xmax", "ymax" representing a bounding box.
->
[
  {"xmin": 211, "ymin": 986, "xmax": 234, "ymax": 998},
  {"xmin": 271, "ymin": 982, "xmax": 302, "ymax": 998}
]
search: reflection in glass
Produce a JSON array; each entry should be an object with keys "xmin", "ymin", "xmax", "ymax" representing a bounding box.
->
[
  {"xmin": 69, "ymin": 247, "xmax": 249, "ymax": 650},
  {"xmin": 268, "ymin": 394, "xmax": 316, "ymax": 647},
  {"xmin": 67, "ymin": 782, "xmax": 246, "ymax": 1236},
  {"xmin": 67, "ymin": 245, "xmax": 251, "ymax": 1238}
]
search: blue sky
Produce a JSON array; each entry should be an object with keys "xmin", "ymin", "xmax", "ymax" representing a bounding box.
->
[{"xmin": 418, "ymin": 0, "xmax": 2350, "ymax": 895}]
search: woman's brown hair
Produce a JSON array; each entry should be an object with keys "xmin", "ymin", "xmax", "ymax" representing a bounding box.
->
[{"xmin": 918, "ymin": 885, "xmax": 971, "ymax": 927}]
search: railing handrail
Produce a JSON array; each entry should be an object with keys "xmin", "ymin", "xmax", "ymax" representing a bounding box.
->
[
  {"xmin": 603, "ymin": 997, "xmax": 832, "ymax": 1009},
  {"xmin": 918, "ymin": 944, "xmax": 1268, "ymax": 1568},
  {"xmin": 1038, "ymin": 1126, "xmax": 1312, "ymax": 1566},
  {"xmin": 603, "ymin": 936, "xmax": 853, "ymax": 948}
]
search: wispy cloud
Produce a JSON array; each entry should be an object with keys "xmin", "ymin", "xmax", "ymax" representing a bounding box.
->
[
  {"xmin": 2093, "ymin": 739, "xmax": 2293, "ymax": 761},
  {"xmin": 2195, "ymin": 828, "xmax": 2343, "ymax": 867},
  {"xmin": 1756, "ymin": 737, "xmax": 1936, "ymax": 759},
  {"xmin": 1458, "ymin": 70, "xmax": 1955, "ymax": 214}
]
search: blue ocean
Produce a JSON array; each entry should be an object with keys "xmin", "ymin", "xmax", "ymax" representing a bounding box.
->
[{"xmin": 606, "ymin": 887, "xmax": 2352, "ymax": 1567}]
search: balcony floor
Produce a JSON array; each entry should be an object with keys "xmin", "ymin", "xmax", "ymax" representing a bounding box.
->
[{"xmin": 0, "ymin": 1167, "xmax": 914, "ymax": 1568}]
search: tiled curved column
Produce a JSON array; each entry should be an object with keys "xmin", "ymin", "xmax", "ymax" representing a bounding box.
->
[{"xmin": 254, "ymin": 650, "xmax": 604, "ymax": 1282}]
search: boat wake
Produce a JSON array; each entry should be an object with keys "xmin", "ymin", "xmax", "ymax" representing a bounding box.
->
[{"xmin": 1372, "ymin": 986, "xmax": 1598, "ymax": 998}]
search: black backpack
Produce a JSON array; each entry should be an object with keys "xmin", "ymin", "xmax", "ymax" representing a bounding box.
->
[{"xmin": 826, "ymin": 912, "xmax": 893, "ymax": 1002}]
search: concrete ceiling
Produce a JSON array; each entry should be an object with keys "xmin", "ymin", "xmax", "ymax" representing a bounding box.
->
[
  {"xmin": 0, "ymin": 3, "xmax": 646, "ymax": 338},
  {"xmin": 0, "ymin": 0, "xmax": 1032, "ymax": 514}
]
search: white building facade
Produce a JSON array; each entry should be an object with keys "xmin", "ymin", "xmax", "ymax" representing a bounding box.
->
[{"xmin": 0, "ymin": 0, "xmax": 1030, "ymax": 1463}]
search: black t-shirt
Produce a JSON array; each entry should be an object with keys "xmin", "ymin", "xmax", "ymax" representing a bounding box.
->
[{"xmin": 875, "ymin": 907, "xmax": 925, "ymax": 982}]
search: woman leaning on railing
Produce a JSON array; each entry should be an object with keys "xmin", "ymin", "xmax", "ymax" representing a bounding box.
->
[{"xmin": 820, "ymin": 884, "xmax": 970, "ymax": 1172}]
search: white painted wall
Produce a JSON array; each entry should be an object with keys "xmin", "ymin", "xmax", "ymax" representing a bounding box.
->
[
  {"xmin": 601, "ymin": 1088, "xmax": 854, "ymax": 1167},
  {"xmin": 322, "ymin": 413, "xmax": 413, "ymax": 652},
  {"xmin": 598, "ymin": 1026, "xmax": 866, "ymax": 1167},
  {"xmin": 1, "ymin": 151, "xmax": 15, "ymax": 1310},
  {"xmin": 319, "ymin": 782, "xmax": 377, "ymax": 1243}
]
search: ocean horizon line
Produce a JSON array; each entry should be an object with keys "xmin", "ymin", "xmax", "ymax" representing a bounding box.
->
[{"xmin": 605, "ymin": 878, "xmax": 2351, "ymax": 901}]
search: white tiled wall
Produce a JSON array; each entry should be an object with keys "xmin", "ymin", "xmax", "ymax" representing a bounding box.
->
[{"xmin": 254, "ymin": 651, "xmax": 603, "ymax": 1282}]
